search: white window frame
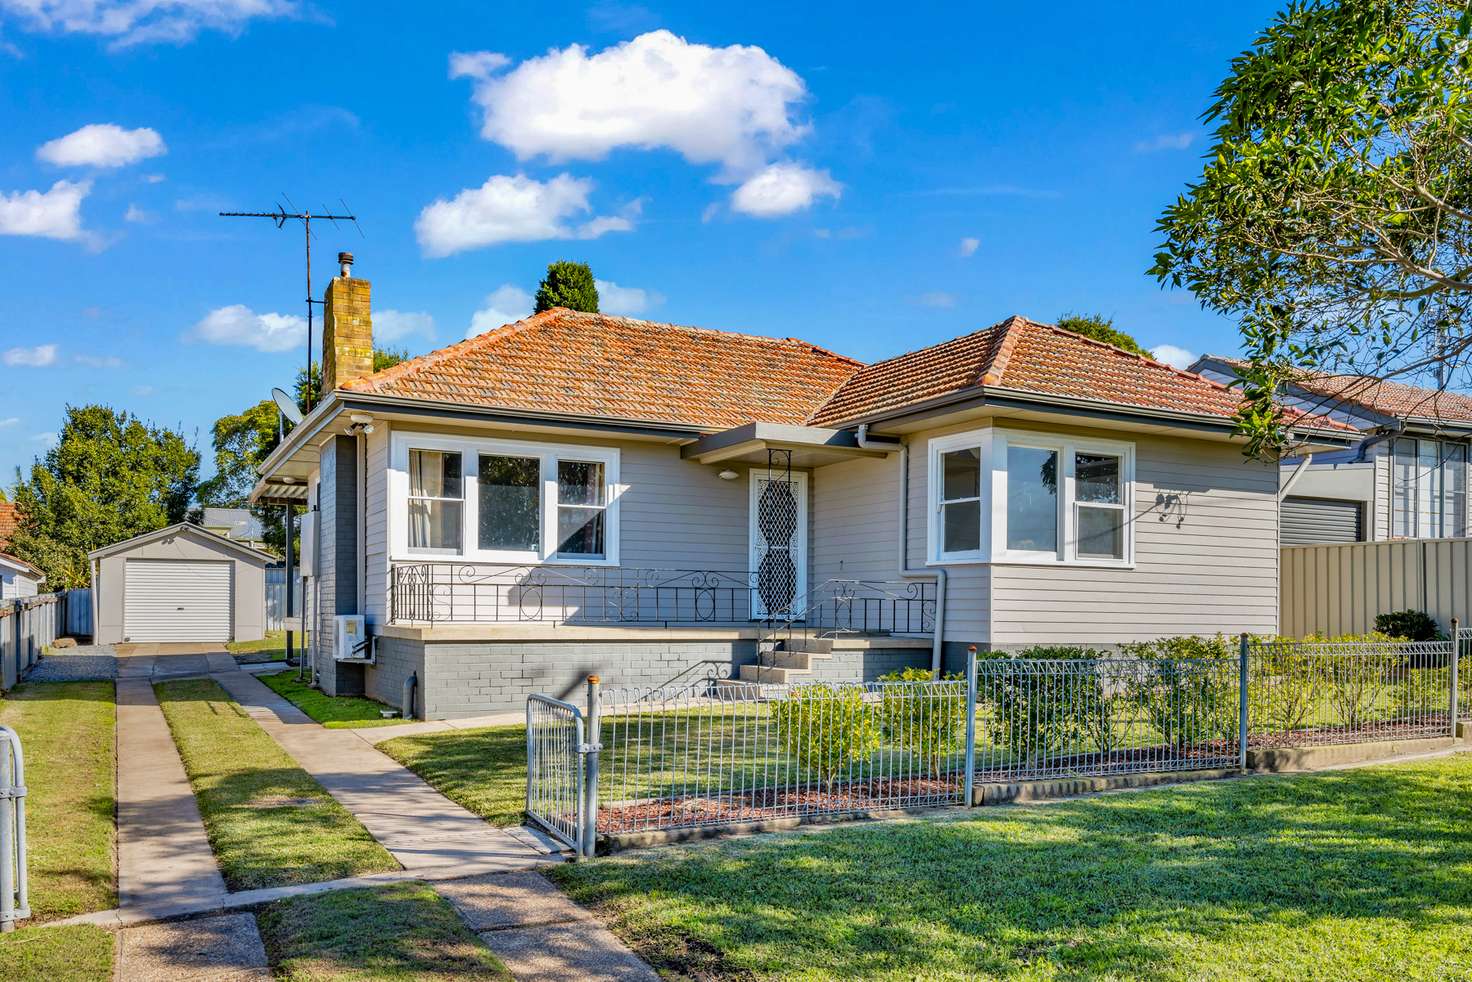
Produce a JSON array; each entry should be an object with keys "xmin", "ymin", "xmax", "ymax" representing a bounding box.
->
[
  {"xmin": 927, "ymin": 426, "xmax": 1135, "ymax": 568},
  {"xmin": 389, "ymin": 431, "xmax": 621, "ymax": 566}
]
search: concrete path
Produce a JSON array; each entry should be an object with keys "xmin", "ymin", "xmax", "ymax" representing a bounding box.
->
[
  {"xmin": 114, "ymin": 912, "xmax": 269, "ymax": 981},
  {"xmin": 116, "ymin": 678, "xmax": 230, "ymax": 918},
  {"xmin": 435, "ymin": 872, "xmax": 659, "ymax": 982},
  {"xmin": 209, "ymin": 669, "xmax": 557, "ymax": 872},
  {"xmin": 119, "ymin": 645, "xmax": 238, "ymax": 681},
  {"xmin": 360, "ymin": 711, "xmax": 524, "ymax": 745}
]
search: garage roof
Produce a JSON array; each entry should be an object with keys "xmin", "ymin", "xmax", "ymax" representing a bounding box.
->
[{"xmin": 87, "ymin": 523, "xmax": 276, "ymax": 563}]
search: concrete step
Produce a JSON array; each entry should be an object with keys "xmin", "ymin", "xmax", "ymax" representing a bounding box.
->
[
  {"xmin": 766, "ymin": 649, "xmax": 825, "ymax": 671},
  {"xmin": 739, "ymin": 663, "xmax": 806, "ymax": 683},
  {"xmin": 781, "ymin": 637, "xmax": 835, "ymax": 655}
]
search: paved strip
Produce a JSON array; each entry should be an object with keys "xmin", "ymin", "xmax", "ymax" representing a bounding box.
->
[
  {"xmin": 209, "ymin": 669, "xmax": 556, "ymax": 872},
  {"xmin": 435, "ymin": 872, "xmax": 659, "ymax": 982},
  {"xmin": 361, "ymin": 711, "xmax": 524, "ymax": 745},
  {"xmin": 116, "ymin": 678, "xmax": 230, "ymax": 918},
  {"xmin": 115, "ymin": 912, "xmax": 269, "ymax": 981}
]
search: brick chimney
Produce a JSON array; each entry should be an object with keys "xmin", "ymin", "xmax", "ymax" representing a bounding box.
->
[{"xmin": 322, "ymin": 251, "xmax": 373, "ymax": 391}]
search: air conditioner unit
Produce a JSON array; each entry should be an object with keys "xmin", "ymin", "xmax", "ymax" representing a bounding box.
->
[
  {"xmin": 298, "ymin": 512, "xmax": 317, "ymax": 578},
  {"xmin": 334, "ymin": 614, "xmax": 373, "ymax": 663}
]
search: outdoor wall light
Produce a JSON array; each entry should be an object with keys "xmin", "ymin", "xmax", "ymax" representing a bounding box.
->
[{"xmin": 718, "ymin": 468, "xmax": 739, "ymax": 481}]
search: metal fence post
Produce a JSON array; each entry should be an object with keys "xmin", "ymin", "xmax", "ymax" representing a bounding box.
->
[
  {"xmin": 0, "ymin": 725, "xmax": 28, "ymax": 933},
  {"xmin": 1238, "ymin": 633, "xmax": 1250, "ymax": 770},
  {"xmin": 963, "ymin": 645, "xmax": 978, "ymax": 807},
  {"xmin": 1451, "ymin": 618, "xmax": 1461, "ymax": 738},
  {"xmin": 582, "ymin": 675, "xmax": 602, "ymax": 859}
]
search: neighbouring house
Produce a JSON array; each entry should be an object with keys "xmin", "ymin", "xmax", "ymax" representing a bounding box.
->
[
  {"xmin": 250, "ymin": 254, "xmax": 1357, "ymax": 719},
  {"xmin": 0, "ymin": 552, "xmax": 44, "ymax": 600},
  {"xmin": 1192, "ymin": 355, "xmax": 1472, "ymax": 545},
  {"xmin": 88, "ymin": 523, "xmax": 272, "ymax": 644},
  {"xmin": 0, "ymin": 501, "xmax": 19, "ymax": 550},
  {"xmin": 201, "ymin": 506, "xmax": 273, "ymax": 554}
]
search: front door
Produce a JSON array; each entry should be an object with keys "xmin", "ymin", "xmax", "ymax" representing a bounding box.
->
[{"xmin": 749, "ymin": 469, "xmax": 808, "ymax": 619}]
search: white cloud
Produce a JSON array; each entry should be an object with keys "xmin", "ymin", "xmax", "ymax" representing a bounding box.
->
[
  {"xmin": 448, "ymin": 50, "xmax": 509, "ymax": 80},
  {"xmin": 468, "ymin": 285, "xmax": 533, "ymax": 338},
  {"xmin": 374, "ymin": 309, "xmax": 435, "ymax": 344},
  {"xmin": 0, "ymin": 417, "xmax": 19, "ymax": 428},
  {"xmin": 457, "ymin": 30, "xmax": 809, "ymax": 174},
  {"xmin": 917, "ymin": 292, "xmax": 957, "ymax": 309},
  {"xmin": 730, "ymin": 162, "xmax": 840, "ymax": 217},
  {"xmin": 37, "ymin": 124, "xmax": 165, "ymax": 168},
  {"xmin": 31, "ymin": 432, "xmax": 58, "ymax": 447},
  {"xmin": 73, "ymin": 353, "xmax": 123, "ymax": 368},
  {"xmin": 3, "ymin": 343, "xmax": 58, "ymax": 367},
  {"xmin": 1151, "ymin": 343, "xmax": 1197, "ymax": 369},
  {"xmin": 0, "ymin": 180, "xmax": 90, "ymax": 241},
  {"xmin": 959, "ymin": 236, "xmax": 980, "ymax": 257},
  {"xmin": 1133, "ymin": 131, "xmax": 1197, "ymax": 153},
  {"xmin": 415, "ymin": 173, "xmax": 633, "ymax": 257},
  {"xmin": 123, "ymin": 203, "xmax": 152, "ymax": 223},
  {"xmin": 0, "ymin": 0, "xmax": 298, "ymax": 47},
  {"xmin": 596, "ymin": 279, "xmax": 662, "ymax": 316},
  {"xmin": 143, "ymin": 173, "xmax": 165, "ymax": 184},
  {"xmin": 132, "ymin": 384, "xmax": 154, "ymax": 396},
  {"xmin": 190, "ymin": 304, "xmax": 305, "ymax": 352}
]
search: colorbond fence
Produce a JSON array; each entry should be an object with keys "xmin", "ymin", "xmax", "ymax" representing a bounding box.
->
[{"xmin": 1281, "ymin": 538, "xmax": 1472, "ymax": 637}]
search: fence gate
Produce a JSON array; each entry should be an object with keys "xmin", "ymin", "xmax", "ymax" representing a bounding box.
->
[
  {"xmin": 0, "ymin": 725, "xmax": 28, "ymax": 933},
  {"xmin": 525, "ymin": 694, "xmax": 588, "ymax": 856}
]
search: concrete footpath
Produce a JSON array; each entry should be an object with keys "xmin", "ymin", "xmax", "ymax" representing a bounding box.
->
[{"xmin": 209, "ymin": 669, "xmax": 556, "ymax": 871}]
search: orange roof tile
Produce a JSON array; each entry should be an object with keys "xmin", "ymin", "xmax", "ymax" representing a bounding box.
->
[
  {"xmin": 807, "ymin": 316, "xmax": 1358, "ymax": 434},
  {"xmin": 0, "ymin": 502, "xmax": 18, "ymax": 549},
  {"xmin": 341, "ymin": 308, "xmax": 863, "ymax": 430},
  {"xmin": 1207, "ymin": 356, "xmax": 1472, "ymax": 426}
]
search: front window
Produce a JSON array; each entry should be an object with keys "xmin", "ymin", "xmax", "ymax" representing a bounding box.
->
[
  {"xmin": 556, "ymin": 460, "xmax": 607, "ymax": 557},
  {"xmin": 1393, "ymin": 438, "xmax": 1468, "ymax": 538},
  {"xmin": 931, "ymin": 429, "xmax": 1133, "ymax": 565},
  {"xmin": 407, "ymin": 449, "xmax": 462, "ymax": 552},
  {"xmin": 478, "ymin": 454, "xmax": 540, "ymax": 551}
]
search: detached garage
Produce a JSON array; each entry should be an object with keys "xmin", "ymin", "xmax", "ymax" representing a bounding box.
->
[{"xmin": 89, "ymin": 523, "xmax": 272, "ymax": 645}]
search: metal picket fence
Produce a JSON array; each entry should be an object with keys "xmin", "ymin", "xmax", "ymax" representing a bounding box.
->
[
  {"xmin": 0, "ymin": 725, "xmax": 28, "ymax": 933},
  {"xmin": 527, "ymin": 632, "xmax": 1469, "ymax": 847}
]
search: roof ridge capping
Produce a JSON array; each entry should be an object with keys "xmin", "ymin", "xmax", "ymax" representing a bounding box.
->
[{"xmin": 1020, "ymin": 317, "xmax": 1244, "ymax": 396}]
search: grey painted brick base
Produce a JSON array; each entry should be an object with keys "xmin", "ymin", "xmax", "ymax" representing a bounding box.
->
[{"xmin": 366, "ymin": 637, "xmax": 931, "ymax": 719}]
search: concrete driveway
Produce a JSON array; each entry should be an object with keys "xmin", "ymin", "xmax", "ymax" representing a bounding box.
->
[{"xmin": 115, "ymin": 642, "xmax": 238, "ymax": 679}]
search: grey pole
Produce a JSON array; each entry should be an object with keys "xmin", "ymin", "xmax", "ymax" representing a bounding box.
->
[
  {"xmin": 1450, "ymin": 618, "xmax": 1460, "ymax": 738},
  {"xmin": 963, "ymin": 645, "xmax": 978, "ymax": 807},
  {"xmin": 1238, "ymin": 633, "xmax": 1250, "ymax": 771},
  {"xmin": 582, "ymin": 675, "xmax": 601, "ymax": 859}
]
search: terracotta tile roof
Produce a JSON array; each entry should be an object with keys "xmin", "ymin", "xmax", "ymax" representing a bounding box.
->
[
  {"xmin": 341, "ymin": 308, "xmax": 864, "ymax": 430},
  {"xmin": 808, "ymin": 316, "xmax": 1358, "ymax": 434},
  {"xmin": 1205, "ymin": 355, "xmax": 1472, "ymax": 426},
  {"xmin": 0, "ymin": 502, "xmax": 18, "ymax": 549}
]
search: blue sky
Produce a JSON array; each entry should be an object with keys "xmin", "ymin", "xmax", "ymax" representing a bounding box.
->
[{"xmin": 0, "ymin": 0, "xmax": 1286, "ymax": 486}]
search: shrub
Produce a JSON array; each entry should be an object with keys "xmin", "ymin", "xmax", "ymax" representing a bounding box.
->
[
  {"xmin": 877, "ymin": 668, "xmax": 965, "ymax": 778},
  {"xmin": 771, "ymin": 684, "xmax": 881, "ymax": 789},
  {"xmin": 1374, "ymin": 610, "xmax": 1441, "ymax": 641},
  {"xmin": 1122, "ymin": 636, "xmax": 1238, "ymax": 748},
  {"xmin": 977, "ymin": 647, "xmax": 1108, "ymax": 765}
]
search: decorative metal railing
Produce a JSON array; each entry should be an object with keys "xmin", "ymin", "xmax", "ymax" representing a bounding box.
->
[{"xmin": 389, "ymin": 562, "xmax": 935, "ymax": 635}]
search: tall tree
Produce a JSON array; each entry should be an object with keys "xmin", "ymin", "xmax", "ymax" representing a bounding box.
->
[
  {"xmin": 197, "ymin": 401, "xmax": 279, "ymax": 508},
  {"xmin": 10, "ymin": 406, "xmax": 199, "ymax": 587},
  {"xmin": 1054, "ymin": 312, "xmax": 1148, "ymax": 355},
  {"xmin": 1150, "ymin": 0, "xmax": 1472, "ymax": 456},
  {"xmin": 534, "ymin": 261, "xmax": 600, "ymax": 313}
]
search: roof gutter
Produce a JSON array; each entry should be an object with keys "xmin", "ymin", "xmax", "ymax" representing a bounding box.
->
[
  {"xmin": 1355, "ymin": 421, "xmax": 1405, "ymax": 462},
  {"xmin": 857, "ymin": 424, "xmax": 947, "ymax": 678}
]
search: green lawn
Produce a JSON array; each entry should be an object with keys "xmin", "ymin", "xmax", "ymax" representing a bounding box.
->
[
  {"xmin": 155, "ymin": 678, "xmax": 398, "ymax": 890},
  {"xmin": 0, "ymin": 924, "xmax": 114, "ymax": 980},
  {"xmin": 380, "ymin": 723, "xmax": 527, "ymax": 826},
  {"xmin": 0, "ymin": 681, "xmax": 116, "ymax": 921},
  {"xmin": 260, "ymin": 670, "xmax": 405, "ymax": 728},
  {"xmin": 553, "ymin": 754, "xmax": 1472, "ymax": 981},
  {"xmin": 256, "ymin": 882, "xmax": 512, "ymax": 980},
  {"xmin": 228, "ymin": 631, "xmax": 288, "ymax": 665}
]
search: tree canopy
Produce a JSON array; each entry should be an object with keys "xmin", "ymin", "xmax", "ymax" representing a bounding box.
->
[
  {"xmin": 197, "ymin": 400, "xmax": 278, "ymax": 508},
  {"xmin": 10, "ymin": 406, "xmax": 198, "ymax": 587},
  {"xmin": 1150, "ymin": 0, "xmax": 1472, "ymax": 456},
  {"xmin": 1054, "ymin": 312, "xmax": 1148, "ymax": 355},
  {"xmin": 534, "ymin": 261, "xmax": 599, "ymax": 313}
]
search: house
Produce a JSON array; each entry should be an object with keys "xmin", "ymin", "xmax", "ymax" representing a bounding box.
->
[
  {"xmin": 250, "ymin": 254, "xmax": 1357, "ymax": 719},
  {"xmin": 1192, "ymin": 355, "xmax": 1472, "ymax": 544},
  {"xmin": 0, "ymin": 501, "xmax": 19, "ymax": 550},
  {"xmin": 201, "ymin": 507, "xmax": 273, "ymax": 554},
  {"xmin": 87, "ymin": 523, "xmax": 272, "ymax": 644},
  {"xmin": 0, "ymin": 553, "xmax": 44, "ymax": 600}
]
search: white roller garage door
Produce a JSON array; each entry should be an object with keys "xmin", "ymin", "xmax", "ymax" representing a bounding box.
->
[{"xmin": 124, "ymin": 560, "xmax": 232, "ymax": 642}]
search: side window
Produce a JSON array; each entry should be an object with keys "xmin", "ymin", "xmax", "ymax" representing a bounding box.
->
[{"xmin": 407, "ymin": 449, "xmax": 463, "ymax": 552}]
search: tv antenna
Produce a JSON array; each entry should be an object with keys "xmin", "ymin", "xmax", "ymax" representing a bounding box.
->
[{"xmin": 219, "ymin": 197, "xmax": 362, "ymax": 412}]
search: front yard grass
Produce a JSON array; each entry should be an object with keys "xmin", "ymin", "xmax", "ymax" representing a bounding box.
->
[
  {"xmin": 0, "ymin": 924, "xmax": 114, "ymax": 980},
  {"xmin": 553, "ymin": 753, "xmax": 1472, "ymax": 981},
  {"xmin": 379, "ymin": 723, "xmax": 527, "ymax": 826},
  {"xmin": 260, "ymin": 670, "xmax": 405, "ymax": 728},
  {"xmin": 155, "ymin": 678, "xmax": 398, "ymax": 890},
  {"xmin": 227, "ymin": 631, "xmax": 288, "ymax": 665},
  {"xmin": 0, "ymin": 681, "xmax": 116, "ymax": 920},
  {"xmin": 256, "ymin": 881, "xmax": 511, "ymax": 980}
]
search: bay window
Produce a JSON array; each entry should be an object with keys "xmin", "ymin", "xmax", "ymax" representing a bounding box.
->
[
  {"xmin": 1392, "ymin": 438, "xmax": 1468, "ymax": 538},
  {"xmin": 394, "ymin": 433, "xmax": 619, "ymax": 564},
  {"xmin": 929, "ymin": 428, "xmax": 1134, "ymax": 565}
]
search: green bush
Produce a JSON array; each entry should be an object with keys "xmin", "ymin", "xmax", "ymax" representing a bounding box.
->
[
  {"xmin": 877, "ymin": 667, "xmax": 965, "ymax": 778},
  {"xmin": 771, "ymin": 684, "xmax": 881, "ymax": 789},
  {"xmin": 1121, "ymin": 636, "xmax": 1238, "ymax": 748},
  {"xmin": 1373, "ymin": 610, "xmax": 1441, "ymax": 641},
  {"xmin": 978, "ymin": 647, "xmax": 1108, "ymax": 764}
]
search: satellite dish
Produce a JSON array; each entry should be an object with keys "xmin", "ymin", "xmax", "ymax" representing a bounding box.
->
[{"xmin": 272, "ymin": 387, "xmax": 304, "ymax": 425}]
